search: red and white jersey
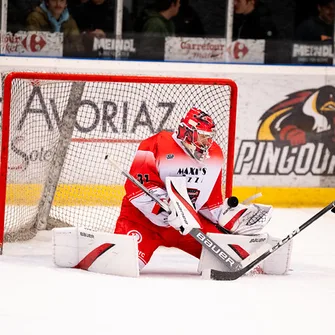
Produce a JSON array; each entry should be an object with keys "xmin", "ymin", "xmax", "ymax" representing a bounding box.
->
[{"xmin": 120, "ymin": 131, "xmax": 224, "ymax": 227}]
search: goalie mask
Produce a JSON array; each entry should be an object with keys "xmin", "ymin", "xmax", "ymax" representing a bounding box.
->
[{"xmin": 177, "ymin": 107, "xmax": 216, "ymax": 161}]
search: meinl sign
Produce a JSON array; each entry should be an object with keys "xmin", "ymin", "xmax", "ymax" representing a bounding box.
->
[
  {"xmin": 292, "ymin": 43, "xmax": 333, "ymax": 65},
  {"xmin": 92, "ymin": 37, "xmax": 137, "ymax": 59}
]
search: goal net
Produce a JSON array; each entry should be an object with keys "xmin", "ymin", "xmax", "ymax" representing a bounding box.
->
[{"xmin": 0, "ymin": 72, "xmax": 237, "ymax": 253}]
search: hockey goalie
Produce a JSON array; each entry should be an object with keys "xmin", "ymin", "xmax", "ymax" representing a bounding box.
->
[{"xmin": 53, "ymin": 107, "xmax": 292, "ymax": 278}]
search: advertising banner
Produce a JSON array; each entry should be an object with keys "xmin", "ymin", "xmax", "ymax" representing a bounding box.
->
[
  {"xmin": 1, "ymin": 63, "xmax": 334, "ymax": 191},
  {"xmin": 164, "ymin": 37, "xmax": 265, "ymax": 63},
  {"xmin": 291, "ymin": 43, "xmax": 333, "ymax": 65},
  {"xmin": 89, "ymin": 36, "xmax": 165, "ymax": 60},
  {"xmin": 230, "ymin": 73, "xmax": 335, "ymax": 188},
  {"xmin": 1, "ymin": 31, "xmax": 63, "ymax": 57},
  {"xmin": 92, "ymin": 37, "xmax": 137, "ymax": 59}
]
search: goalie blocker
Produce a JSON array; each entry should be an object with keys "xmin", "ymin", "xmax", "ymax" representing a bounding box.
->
[{"xmin": 52, "ymin": 227, "xmax": 139, "ymax": 277}]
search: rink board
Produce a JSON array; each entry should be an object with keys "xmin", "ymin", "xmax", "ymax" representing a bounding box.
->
[
  {"xmin": 1, "ymin": 58, "xmax": 334, "ymax": 207},
  {"xmin": 5, "ymin": 184, "xmax": 334, "ymax": 207}
]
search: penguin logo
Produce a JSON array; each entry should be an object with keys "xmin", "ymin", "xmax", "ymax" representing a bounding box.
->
[{"xmin": 257, "ymin": 86, "xmax": 335, "ymax": 153}]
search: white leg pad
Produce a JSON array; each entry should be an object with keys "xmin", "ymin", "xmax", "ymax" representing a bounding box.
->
[
  {"xmin": 198, "ymin": 233, "xmax": 268, "ymax": 276},
  {"xmin": 198, "ymin": 233, "xmax": 293, "ymax": 277},
  {"xmin": 52, "ymin": 226, "xmax": 139, "ymax": 277},
  {"xmin": 262, "ymin": 236, "xmax": 293, "ymax": 275}
]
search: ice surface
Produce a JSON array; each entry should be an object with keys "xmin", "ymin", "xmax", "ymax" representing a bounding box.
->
[{"xmin": 1, "ymin": 207, "xmax": 334, "ymax": 335}]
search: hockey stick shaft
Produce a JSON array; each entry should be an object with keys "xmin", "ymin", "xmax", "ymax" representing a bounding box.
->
[
  {"xmin": 106, "ymin": 155, "xmax": 170, "ymax": 213},
  {"xmin": 105, "ymin": 155, "xmax": 240, "ymax": 271},
  {"xmin": 211, "ymin": 200, "xmax": 335, "ymax": 280}
]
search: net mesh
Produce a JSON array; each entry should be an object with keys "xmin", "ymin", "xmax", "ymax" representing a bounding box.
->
[{"xmin": 1, "ymin": 74, "xmax": 236, "ymax": 242}]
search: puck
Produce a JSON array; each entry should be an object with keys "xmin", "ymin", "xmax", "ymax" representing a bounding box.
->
[
  {"xmin": 332, "ymin": 207, "xmax": 335, "ymax": 213},
  {"xmin": 227, "ymin": 196, "xmax": 239, "ymax": 208}
]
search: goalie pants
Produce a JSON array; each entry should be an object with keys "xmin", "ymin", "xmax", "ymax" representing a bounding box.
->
[{"xmin": 114, "ymin": 214, "xmax": 220, "ymax": 270}]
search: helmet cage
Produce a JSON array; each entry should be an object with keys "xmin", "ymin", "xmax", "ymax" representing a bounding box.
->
[
  {"xmin": 176, "ymin": 107, "xmax": 216, "ymax": 161},
  {"xmin": 177, "ymin": 123, "xmax": 215, "ymax": 161}
]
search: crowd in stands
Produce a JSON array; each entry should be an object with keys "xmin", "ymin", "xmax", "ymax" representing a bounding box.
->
[
  {"xmin": 295, "ymin": 0, "xmax": 334, "ymax": 42},
  {"xmin": 3, "ymin": 0, "xmax": 335, "ymax": 59}
]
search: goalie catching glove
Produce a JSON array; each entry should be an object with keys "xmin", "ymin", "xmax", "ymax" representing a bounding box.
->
[{"xmin": 218, "ymin": 198, "xmax": 273, "ymax": 235}]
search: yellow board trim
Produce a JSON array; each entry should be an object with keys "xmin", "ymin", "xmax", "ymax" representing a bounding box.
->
[
  {"xmin": 233, "ymin": 187, "xmax": 335, "ymax": 207},
  {"xmin": 6, "ymin": 184, "xmax": 125, "ymax": 206},
  {"xmin": 5, "ymin": 184, "xmax": 334, "ymax": 207}
]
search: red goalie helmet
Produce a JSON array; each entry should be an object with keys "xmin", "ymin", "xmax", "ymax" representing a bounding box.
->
[{"xmin": 177, "ymin": 107, "xmax": 216, "ymax": 161}]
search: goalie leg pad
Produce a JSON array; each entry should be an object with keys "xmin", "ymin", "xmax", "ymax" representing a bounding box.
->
[
  {"xmin": 262, "ymin": 236, "xmax": 293, "ymax": 275},
  {"xmin": 198, "ymin": 233, "xmax": 268, "ymax": 275},
  {"xmin": 52, "ymin": 227, "xmax": 139, "ymax": 277},
  {"xmin": 198, "ymin": 233, "xmax": 292, "ymax": 277}
]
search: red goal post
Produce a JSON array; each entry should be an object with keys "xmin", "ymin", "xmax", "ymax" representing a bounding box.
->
[{"xmin": 0, "ymin": 72, "xmax": 237, "ymax": 254}]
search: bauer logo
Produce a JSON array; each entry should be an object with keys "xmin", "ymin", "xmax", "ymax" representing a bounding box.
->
[
  {"xmin": 235, "ymin": 85, "xmax": 335, "ymax": 176},
  {"xmin": 196, "ymin": 231, "xmax": 236, "ymax": 267},
  {"xmin": 250, "ymin": 238, "xmax": 266, "ymax": 243},
  {"xmin": 80, "ymin": 231, "xmax": 94, "ymax": 239}
]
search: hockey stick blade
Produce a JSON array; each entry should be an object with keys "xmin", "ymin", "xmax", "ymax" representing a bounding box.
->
[{"xmin": 210, "ymin": 200, "xmax": 335, "ymax": 281}]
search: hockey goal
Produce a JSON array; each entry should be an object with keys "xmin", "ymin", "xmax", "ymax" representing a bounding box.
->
[{"xmin": 0, "ymin": 72, "xmax": 237, "ymax": 254}]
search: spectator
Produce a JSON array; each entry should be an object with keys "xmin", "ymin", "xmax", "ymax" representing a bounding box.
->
[
  {"xmin": 233, "ymin": 0, "xmax": 277, "ymax": 40},
  {"xmin": 26, "ymin": 0, "xmax": 83, "ymax": 55},
  {"xmin": 134, "ymin": 0, "xmax": 181, "ymax": 37},
  {"xmin": 295, "ymin": 0, "xmax": 334, "ymax": 42},
  {"xmin": 173, "ymin": 0, "xmax": 205, "ymax": 37},
  {"xmin": 67, "ymin": 0, "xmax": 88, "ymax": 10},
  {"xmin": 7, "ymin": 2, "xmax": 24, "ymax": 33},
  {"xmin": 7, "ymin": 0, "xmax": 41, "ymax": 33},
  {"xmin": 72, "ymin": 0, "xmax": 132, "ymax": 39}
]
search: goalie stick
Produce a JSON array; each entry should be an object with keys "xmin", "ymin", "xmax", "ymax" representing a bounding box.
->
[
  {"xmin": 211, "ymin": 200, "xmax": 335, "ymax": 280},
  {"xmin": 105, "ymin": 155, "xmax": 240, "ymax": 271}
]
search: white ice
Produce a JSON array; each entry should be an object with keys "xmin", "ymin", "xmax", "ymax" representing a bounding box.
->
[{"xmin": 1, "ymin": 207, "xmax": 334, "ymax": 335}]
